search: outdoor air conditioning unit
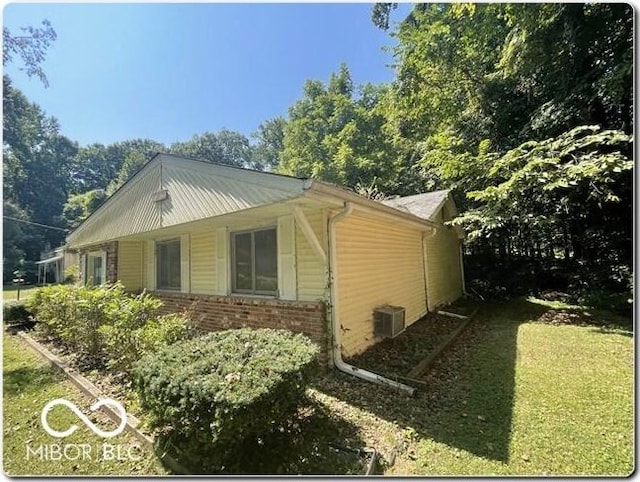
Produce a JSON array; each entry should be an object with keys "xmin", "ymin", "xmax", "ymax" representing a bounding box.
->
[{"xmin": 373, "ymin": 305, "xmax": 406, "ymax": 338}]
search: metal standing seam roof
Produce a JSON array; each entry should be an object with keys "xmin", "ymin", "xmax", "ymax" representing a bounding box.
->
[
  {"xmin": 381, "ymin": 190, "xmax": 452, "ymax": 222},
  {"xmin": 66, "ymin": 153, "xmax": 450, "ymax": 248},
  {"xmin": 66, "ymin": 154, "xmax": 309, "ymax": 248}
]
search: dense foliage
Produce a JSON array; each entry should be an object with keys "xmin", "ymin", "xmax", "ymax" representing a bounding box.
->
[
  {"xmin": 132, "ymin": 328, "xmax": 319, "ymax": 473},
  {"xmin": 3, "ymin": 300, "xmax": 33, "ymax": 325},
  {"xmin": 28, "ymin": 283, "xmax": 192, "ymax": 375},
  {"xmin": 4, "ymin": 5, "xmax": 633, "ymax": 302}
]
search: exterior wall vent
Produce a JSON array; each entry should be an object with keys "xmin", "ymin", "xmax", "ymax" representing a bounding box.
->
[{"xmin": 373, "ymin": 305, "xmax": 406, "ymax": 338}]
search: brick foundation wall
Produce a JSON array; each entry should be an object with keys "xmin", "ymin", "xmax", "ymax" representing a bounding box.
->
[{"xmin": 150, "ymin": 291, "xmax": 329, "ymax": 365}]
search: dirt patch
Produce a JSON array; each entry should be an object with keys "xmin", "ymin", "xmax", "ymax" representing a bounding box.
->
[{"xmin": 344, "ymin": 313, "xmax": 466, "ymax": 380}]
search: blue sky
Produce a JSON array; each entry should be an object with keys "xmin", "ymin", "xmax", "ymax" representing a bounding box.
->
[{"xmin": 3, "ymin": 3, "xmax": 410, "ymax": 147}]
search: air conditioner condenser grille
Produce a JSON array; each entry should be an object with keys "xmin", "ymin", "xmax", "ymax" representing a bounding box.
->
[{"xmin": 373, "ymin": 306, "xmax": 406, "ymax": 338}]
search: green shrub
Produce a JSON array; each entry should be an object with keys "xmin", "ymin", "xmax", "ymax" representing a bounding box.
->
[
  {"xmin": 99, "ymin": 294, "xmax": 191, "ymax": 376},
  {"xmin": 3, "ymin": 300, "xmax": 33, "ymax": 325},
  {"xmin": 29, "ymin": 283, "xmax": 124, "ymax": 363},
  {"xmin": 63, "ymin": 264, "xmax": 79, "ymax": 284},
  {"xmin": 29, "ymin": 283, "xmax": 191, "ymax": 373},
  {"xmin": 132, "ymin": 328, "xmax": 319, "ymax": 473},
  {"xmin": 575, "ymin": 289, "xmax": 633, "ymax": 316}
]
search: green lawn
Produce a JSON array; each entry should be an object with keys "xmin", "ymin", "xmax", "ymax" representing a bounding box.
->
[
  {"xmin": 3, "ymin": 297, "xmax": 633, "ymax": 475},
  {"xmin": 2, "ymin": 334, "xmax": 167, "ymax": 476},
  {"xmin": 3, "ymin": 285, "xmax": 44, "ymax": 301},
  {"xmin": 311, "ymin": 297, "xmax": 634, "ymax": 476}
]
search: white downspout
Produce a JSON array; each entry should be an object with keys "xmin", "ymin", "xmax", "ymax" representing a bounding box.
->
[
  {"xmin": 459, "ymin": 241, "xmax": 469, "ymax": 296},
  {"xmin": 422, "ymin": 227, "xmax": 438, "ymax": 312},
  {"xmin": 328, "ymin": 202, "xmax": 416, "ymax": 396}
]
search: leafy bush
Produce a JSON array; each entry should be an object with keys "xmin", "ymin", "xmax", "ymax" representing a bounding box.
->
[
  {"xmin": 29, "ymin": 283, "xmax": 191, "ymax": 373},
  {"xmin": 574, "ymin": 289, "xmax": 632, "ymax": 316},
  {"xmin": 63, "ymin": 264, "xmax": 79, "ymax": 284},
  {"xmin": 3, "ymin": 300, "xmax": 33, "ymax": 325},
  {"xmin": 132, "ymin": 328, "xmax": 319, "ymax": 473},
  {"xmin": 99, "ymin": 294, "xmax": 191, "ymax": 376},
  {"xmin": 29, "ymin": 283, "xmax": 123, "ymax": 363}
]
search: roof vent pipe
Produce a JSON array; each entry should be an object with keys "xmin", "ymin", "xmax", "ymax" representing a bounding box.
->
[{"xmin": 328, "ymin": 202, "xmax": 416, "ymax": 396}]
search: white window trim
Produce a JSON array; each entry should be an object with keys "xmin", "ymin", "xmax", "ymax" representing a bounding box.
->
[
  {"xmin": 155, "ymin": 237, "xmax": 182, "ymax": 291},
  {"xmin": 85, "ymin": 250, "xmax": 107, "ymax": 286},
  {"xmin": 230, "ymin": 226, "xmax": 278, "ymax": 297}
]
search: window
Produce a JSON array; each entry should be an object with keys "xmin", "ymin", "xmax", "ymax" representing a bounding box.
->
[
  {"xmin": 156, "ymin": 238, "xmax": 181, "ymax": 290},
  {"xmin": 86, "ymin": 251, "xmax": 106, "ymax": 286},
  {"xmin": 232, "ymin": 227, "xmax": 277, "ymax": 295}
]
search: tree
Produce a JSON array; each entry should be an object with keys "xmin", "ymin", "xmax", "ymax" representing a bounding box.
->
[
  {"xmin": 60, "ymin": 189, "xmax": 107, "ymax": 229},
  {"xmin": 278, "ymin": 65, "xmax": 412, "ymax": 195},
  {"xmin": 383, "ymin": 3, "xmax": 633, "ymax": 152},
  {"xmin": 251, "ymin": 117, "xmax": 286, "ymax": 171},
  {"xmin": 169, "ymin": 130, "xmax": 253, "ymax": 168},
  {"xmin": 506, "ymin": 3, "xmax": 632, "ymax": 135},
  {"xmin": 3, "ymin": 200, "xmax": 29, "ymax": 282},
  {"xmin": 452, "ymin": 126, "xmax": 633, "ymax": 293},
  {"xmin": 3, "ymin": 76, "xmax": 77, "ymax": 232},
  {"xmin": 375, "ymin": 3, "xmax": 633, "ymax": 298},
  {"xmin": 70, "ymin": 138, "xmax": 164, "ymax": 194},
  {"xmin": 3, "ymin": 20, "xmax": 57, "ymax": 87}
]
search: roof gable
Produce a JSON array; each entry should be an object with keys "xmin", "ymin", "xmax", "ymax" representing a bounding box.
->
[{"xmin": 67, "ymin": 154, "xmax": 307, "ymax": 247}]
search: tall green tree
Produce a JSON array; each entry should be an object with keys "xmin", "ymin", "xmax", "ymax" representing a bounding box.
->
[
  {"xmin": 169, "ymin": 129, "xmax": 254, "ymax": 168},
  {"xmin": 375, "ymin": 3, "xmax": 633, "ymax": 297},
  {"xmin": 278, "ymin": 64, "xmax": 413, "ymax": 194},
  {"xmin": 3, "ymin": 76, "xmax": 77, "ymax": 229},
  {"xmin": 60, "ymin": 189, "xmax": 108, "ymax": 229},
  {"xmin": 252, "ymin": 117, "xmax": 286, "ymax": 171},
  {"xmin": 71, "ymin": 138, "xmax": 164, "ymax": 194}
]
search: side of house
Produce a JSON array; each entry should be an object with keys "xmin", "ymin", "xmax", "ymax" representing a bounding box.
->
[{"xmin": 68, "ymin": 153, "xmax": 465, "ymax": 365}]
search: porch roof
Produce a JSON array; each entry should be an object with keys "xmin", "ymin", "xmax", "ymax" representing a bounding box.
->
[{"xmin": 35, "ymin": 254, "xmax": 64, "ymax": 265}]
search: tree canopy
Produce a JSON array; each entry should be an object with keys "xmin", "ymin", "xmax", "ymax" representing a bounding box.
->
[{"xmin": 3, "ymin": 6, "xmax": 633, "ymax": 306}]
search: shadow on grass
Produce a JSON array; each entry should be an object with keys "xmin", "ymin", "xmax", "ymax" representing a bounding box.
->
[
  {"xmin": 314, "ymin": 298, "xmax": 551, "ymax": 464},
  {"xmin": 534, "ymin": 306, "xmax": 633, "ymax": 336},
  {"xmin": 155, "ymin": 397, "xmax": 368, "ymax": 475},
  {"xmin": 3, "ymin": 364, "xmax": 62, "ymax": 396}
]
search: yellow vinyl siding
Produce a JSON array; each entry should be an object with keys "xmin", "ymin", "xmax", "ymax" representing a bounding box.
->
[
  {"xmin": 296, "ymin": 209, "xmax": 327, "ymax": 301},
  {"xmin": 335, "ymin": 213, "xmax": 427, "ymax": 357},
  {"xmin": 189, "ymin": 228, "xmax": 217, "ymax": 294},
  {"xmin": 425, "ymin": 226, "xmax": 462, "ymax": 310},
  {"xmin": 117, "ymin": 241, "xmax": 144, "ymax": 290}
]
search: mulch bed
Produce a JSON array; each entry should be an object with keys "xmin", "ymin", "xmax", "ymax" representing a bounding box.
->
[
  {"xmin": 344, "ymin": 313, "xmax": 466, "ymax": 380},
  {"xmin": 20, "ymin": 331, "xmax": 140, "ymax": 417}
]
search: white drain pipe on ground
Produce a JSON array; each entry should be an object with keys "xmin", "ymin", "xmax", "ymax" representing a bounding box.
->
[{"xmin": 328, "ymin": 202, "xmax": 416, "ymax": 396}]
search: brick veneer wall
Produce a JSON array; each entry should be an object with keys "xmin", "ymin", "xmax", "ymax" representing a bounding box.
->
[
  {"xmin": 151, "ymin": 291, "xmax": 329, "ymax": 365},
  {"xmin": 79, "ymin": 241, "xmax": 118, "ymax": 284}
]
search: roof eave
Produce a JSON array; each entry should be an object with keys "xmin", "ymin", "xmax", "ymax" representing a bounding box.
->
[{"xmin": 305, "ymin": 181, "xmax": 438, "ymax": 230}]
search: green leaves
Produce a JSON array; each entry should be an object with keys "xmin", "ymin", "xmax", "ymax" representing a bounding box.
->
[
  {"xmin": 455, "ymin": 126, "xmax": 633, "ymax": 273},
  {"xmin": 28, "ymin": 283, "xmax": 191, "ymax": 376},
  {"xmin": 132, "ymin": 328, "xmax": 319, "ymax": 472},
  {"xmin": 277, "ymin": 65, "xmax": 406, "ymax": 193}
]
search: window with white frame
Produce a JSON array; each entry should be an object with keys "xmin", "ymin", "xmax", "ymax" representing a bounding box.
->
[
  {"xmin": 231, "ymin": 227, "xmax": 277, "ymax": 295},
  {"xmin": 156, "ymin": 238, "xmax": 181, "ymax": 290},
  {"xmin": 86, "ymin": 251, "xmax": 106, "ymax": 286}
]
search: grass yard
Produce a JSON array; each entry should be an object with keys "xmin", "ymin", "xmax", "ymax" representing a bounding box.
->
[
  {"xmin": 311, "ymin": 297, "xmax": 634, "ymax": 476},
  {"xmin": 2, "ymin": 334, "xmax": 167, "ymax": 476},
  {"xmin": 3, "ymin": 296, "xmax": 632, "ymax": 475},
  {"xmin": 3, "ymin": 285, "xmax": 44, "ymax": 302}
]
